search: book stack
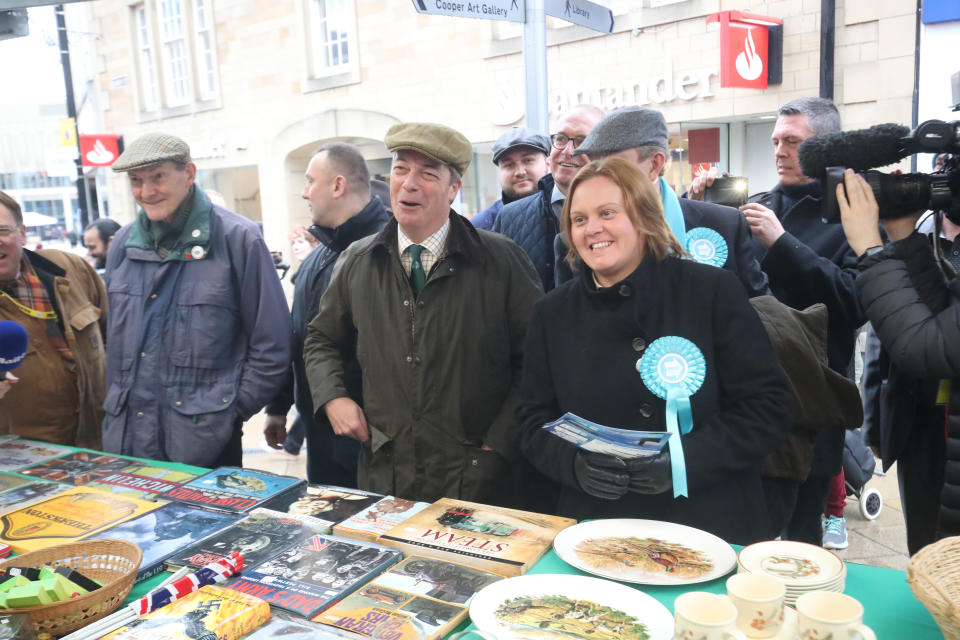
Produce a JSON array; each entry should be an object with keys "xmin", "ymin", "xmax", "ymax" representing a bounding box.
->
[{"xmin": 160, "ymin": 467, "xmax": 306, "ymax": 514}]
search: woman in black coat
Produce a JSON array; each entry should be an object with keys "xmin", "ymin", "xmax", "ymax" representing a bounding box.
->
[{"xmin": 518, "ymin": 158, "xmax": 793, "ymax": 544}]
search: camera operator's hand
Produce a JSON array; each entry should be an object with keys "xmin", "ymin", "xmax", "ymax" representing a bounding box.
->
[
  {"xmin": 740, "ymin": 202, "xmax": 786, "ymax": 248},
  {"xmin": 837, "ymin": 168, "xmax": 884, "ymax": 256},
  {"xmin": 687, "ymin": 167, "xmax": 720, "ymax": 201},
  {"xmin": 573, "ymin": 452, "xmax": 629, "ymax": 500}
]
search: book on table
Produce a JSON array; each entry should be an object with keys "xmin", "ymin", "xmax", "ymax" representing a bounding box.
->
[
  {"xmin": 313, "ymin": 555, "xmax": 504, "ymax": 640},
  {"xmin": 165, "ymin": 508, "xmax": 332, "ymax": 572},
  {"xmin": 0, "ymin": 439, "xmax": 72, "ymax": 473},
  {"xmin": 378, "ymin": 498, "xmax": 575, "ymax": 577},
  {"xmin": 332, "ymin": 496, "xmax": 430, "ymax": 543},
  {"xmin": 261, "ymin": 484, "xmax": 384, "ymax": 531},
  {"xmin": 224, "ymin": 534, "xmax": 402, "ymax": 618},
  {"xmin": 159, "ymin": 467, "xmax": 306, "ymax": 513}
]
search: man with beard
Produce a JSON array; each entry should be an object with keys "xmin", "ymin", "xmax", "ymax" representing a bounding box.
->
[
  {"xmin": 472, "ymin": 128, "xmax": 550, "ymax": 231},
  {"xmin": 83, "ymin": 218, "xmax": 121, "ymax": 272}
]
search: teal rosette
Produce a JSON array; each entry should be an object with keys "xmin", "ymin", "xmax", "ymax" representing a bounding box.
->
[
  {"xmin": 636, "ymin": 336, "xmax": 706, "ymax": 498},
  {"xmin": 685, "ymin": 227, "xmax": 728, "ymax": 268}
]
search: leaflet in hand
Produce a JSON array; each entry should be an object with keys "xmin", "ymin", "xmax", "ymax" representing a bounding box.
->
[{"xmin": 543, "ymin": 413, "xmax": 670, "ymax": 459}]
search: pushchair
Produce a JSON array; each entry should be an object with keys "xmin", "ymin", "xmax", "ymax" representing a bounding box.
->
[{"xmin": 842, "ymin": 429, "xmax": 883, "ymax": 520}]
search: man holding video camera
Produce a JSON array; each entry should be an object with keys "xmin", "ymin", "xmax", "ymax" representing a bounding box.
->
[
  {"xmin": 737, "ymin": 97, "xmax": 866, "ymax": 546},
  {"xmin": 839, "ymin": 165, "xmax": 960, "ymax": 546}
]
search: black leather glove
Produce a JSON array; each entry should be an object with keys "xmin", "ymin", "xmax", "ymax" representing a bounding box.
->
[
  {"xmin": 624, "ymin": 450, "xmax": 673, "ymax": 495},
  {"xmin": 573, "ymin": 452, "xmax": 629, "ymax": 500}
]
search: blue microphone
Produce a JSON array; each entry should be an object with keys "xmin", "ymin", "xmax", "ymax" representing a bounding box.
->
[{"xmin": 0, "ymin": 321, "xmax": 28, "ymax": 372}]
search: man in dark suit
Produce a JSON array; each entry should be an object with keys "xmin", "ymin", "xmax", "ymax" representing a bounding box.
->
[{"xmin": 555, "ymin": 106, "xmax": 770, "ymax": 297}]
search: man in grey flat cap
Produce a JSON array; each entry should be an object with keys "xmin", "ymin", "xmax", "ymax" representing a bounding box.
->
[
  {"xmin": 303, "ymin": 122, "xmax": 542, "ymax": 505},
  {"xmin": 558, "ymin": 106, "xmax": 770, "ymax": 297},
  {"xmin": 472, "ymin": 127, "xmax": 550, "ymax": 231},
  {"xmin": 102, "ymin": 132, "xmax": 292, "ymax": 467}
]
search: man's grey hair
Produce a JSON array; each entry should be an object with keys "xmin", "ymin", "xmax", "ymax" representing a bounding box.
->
[
  {"xmin": 314, "ymin": 142, "xmax": 371, "ymax": 195},
  {"xmin": 778, "ymin": 97, "xmax": 841, "ymax": 136}
]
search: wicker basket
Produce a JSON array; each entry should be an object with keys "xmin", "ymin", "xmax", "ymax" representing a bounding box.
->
[
  {"xmin": 0, "ymin": 539, "xmax": 142, "ymax": 638},
  {"xmin": 907, "ymin": 535, "xmax": 960, "ymax": 639}
]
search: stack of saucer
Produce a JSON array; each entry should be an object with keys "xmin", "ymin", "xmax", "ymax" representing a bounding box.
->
[{"xmin": 737, "ymin": 540, "xmax": 846, "ymax": 605}]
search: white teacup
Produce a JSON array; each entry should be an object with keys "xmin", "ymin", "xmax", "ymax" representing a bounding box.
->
[
  {"xmin": 795, "ymin": 592, "xmax": 876, "ymax": 640},
  {"xmin": 674, "ymin": 592, "xmax": 748, "ymax": 640},
  {"xmin": 726, "ymin": 572, "xmax": 786, "ymax": 638}
]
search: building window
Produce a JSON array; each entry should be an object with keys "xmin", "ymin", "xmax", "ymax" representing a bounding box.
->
[
  {"xmin": 130, "ymin": 0, "xmax": 221, "ymax": 115},
  {"xmin": 307, "ymin": 0, "xmax": 355, "ymax": 78}
]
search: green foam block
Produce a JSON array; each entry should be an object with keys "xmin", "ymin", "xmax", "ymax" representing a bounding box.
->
[{"xmin": 5, "ymin": 583, "xmax": 52, "ymax": 608}]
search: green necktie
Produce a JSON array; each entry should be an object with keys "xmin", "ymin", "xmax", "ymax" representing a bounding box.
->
[{"xmin": 409, "ymin": 244, "xmax": 426, "ymax": 295}]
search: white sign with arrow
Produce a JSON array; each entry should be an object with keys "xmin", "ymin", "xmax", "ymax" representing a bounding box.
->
[
  {"xmin": 544, "ymin": 0, "xmax": 614, "ymax": 34},
  {"xmin": 410, "ymin": 0, "xmax": 525, "ymax": 23}
]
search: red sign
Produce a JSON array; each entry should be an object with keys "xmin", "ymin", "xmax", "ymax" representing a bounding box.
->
[
  {"xmin": 79, "ymin": 134, "xmax": 122, "ymax": 167},
  {"xmin": 707, "ymin": 11, "xmax": 781, "ymax": 90}
]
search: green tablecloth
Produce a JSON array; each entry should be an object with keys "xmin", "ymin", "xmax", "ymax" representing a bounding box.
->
[{"xmin": 456, "ymin": 548, "xmax": 941, "ymax": 638}]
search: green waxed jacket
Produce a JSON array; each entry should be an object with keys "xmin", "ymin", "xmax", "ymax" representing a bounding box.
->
[{"xmin": 304, "ymin": 212, "xmax": 543, "ymax": 505}]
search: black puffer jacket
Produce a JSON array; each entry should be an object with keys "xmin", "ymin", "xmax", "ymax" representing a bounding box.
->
[
  {"xmin": 857, "ymin": 231, "xmax": 960, "ymax": 537},
  {"xmin": 493, "ymin": 174, "xmax": 559, "ymax": 292}
]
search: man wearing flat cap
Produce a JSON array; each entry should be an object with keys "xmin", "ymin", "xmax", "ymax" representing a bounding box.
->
[
  {"xmin": 472, "ymin": 127, "xmax": 550, "ymax": 231},
  {"xmin": 555, "ymin": 106, "xmax": 770, "ymax": 297},
  {"xmin": 303, "ymin": 122, "xmax": 543, "ymax": 505},
  {"xmin": 102, "ymin": 132, "xmax": 292, "ymax": 467}
]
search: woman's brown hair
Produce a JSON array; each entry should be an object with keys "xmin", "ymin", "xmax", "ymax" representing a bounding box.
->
[{"xmin": 561, "ymin": 157, "xmax": 685, "ymax": 268}]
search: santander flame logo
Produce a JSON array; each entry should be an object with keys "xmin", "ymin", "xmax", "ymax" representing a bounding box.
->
[
  {"xmin": 85, "ymin": 139, "xmax": 116, "ymax": 165},
  {"xmin": 735, "ymin": 27, "xmax": 764, "ymax": 81}
]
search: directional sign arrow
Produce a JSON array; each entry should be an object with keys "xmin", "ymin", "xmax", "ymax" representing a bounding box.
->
[
  {"xmin": 544, "ymin": 0, "xmax": 614, "ymax": 34},
  {"xmin": 411, "ymin": 0, "xmax": 525, "ymax": 23}
]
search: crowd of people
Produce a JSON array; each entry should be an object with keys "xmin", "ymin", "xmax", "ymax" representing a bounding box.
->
[{"xmin": 0, "ymin": 95, "xmax": 956, "ymax": 556}]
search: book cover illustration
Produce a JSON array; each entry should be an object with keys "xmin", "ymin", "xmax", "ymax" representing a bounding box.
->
[
  {"xmin": 0, "ymin": 473, "xmax": 33, "ymax": 494},
  {"xmin": 166, "ymin": 508, "xmax": 330, "ymax": 571},
  {"xmin": 160, "ymin": 467, "xmax": 305, "ymax": 513},
  {"xmin": 332, "ymin": 497, "xmax": 429, "ymax": 543},
  {"xmin": 0, "ymin": 482, "xmax": 69, "ymax": 514},
  {"xmin": 0, "ymin": 439, "xmax": 71, "ymax": 472},
  {"xmin": 264, "ymin": 484, "xmax": 384, "ymax": 527},
  {"xmin": 82, "ymin": 502, "xmax": 243, "ymax": 581},
  {"xmin": 225, "ymin": 535, "xmax": 402, "ymax": 618},
  {"xmin": 239, "ymin": 613, "xmax": 353, "ymax": 640},
  {"xmin": 314, "ymin": 555, "xmax": 503, "ymax": 640},
  {"xmin": 378, "ymin": 499, "xmax": 576, "ymax": 577},
  {"xmin": 102, "ymin": 584, "xmax": 270, "ymax": 640},
  {"xmin": 0, "ymin": 486, "xmax": 161, "ymax": 553}
]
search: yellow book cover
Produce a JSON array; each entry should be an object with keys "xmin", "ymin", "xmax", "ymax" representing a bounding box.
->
[
  {"xmin": 313, "ymin": 555, "xmax": 504, "ymax": 640},
  {"xmin": 103, "ymin": 585, "xmax": 270, "ymax": 640},
  {"xmin": 0, "ymin": 486, "xmax": 161, "ymax": 553},
  {"xmin": 378, "ymin": 499, "xmax": 575, "ymax": 577}
]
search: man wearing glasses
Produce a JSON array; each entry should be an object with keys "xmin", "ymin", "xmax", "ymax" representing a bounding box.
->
[
  {"xmin": 493, "ymin": 105, "xmax": 604, "ymax": 292},
  {"xmin": 0, "ymin": 190, "xmax": 107, "ymax": 447}
]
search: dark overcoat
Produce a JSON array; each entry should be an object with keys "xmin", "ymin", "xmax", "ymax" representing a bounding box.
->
[{"xmin": 517, "ymin": 256, "xmax": 793, "ymax": 544}]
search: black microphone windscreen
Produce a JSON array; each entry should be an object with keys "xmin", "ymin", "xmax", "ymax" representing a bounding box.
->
[
  {"xmin": 798, "ymin": 124, "xmax": 910, "ymax": 178},
  {"xmin": 0, "ymin": 321, "xmax": 28, "ymax": 372}
]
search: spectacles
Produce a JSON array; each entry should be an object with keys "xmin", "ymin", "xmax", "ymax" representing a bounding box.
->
[
  {"xmin": 0, "ymin": 226, "xmax": 20, "ymax": 238},
  {"xmin": 550, "ymin": 133, "xmax": 587, "ymax": 150}
]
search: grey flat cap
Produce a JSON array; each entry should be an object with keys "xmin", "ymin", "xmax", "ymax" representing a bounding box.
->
[
  {"xmin": 112, "ymin": 132, "xmax": 192, "ymax": 172},
  {"xmin": 572, "ymin": 106, "xmax": 668, "ymax": 157},
  {"xmin": 491, "ymin": 127, "xmax": 550, "ymax": 165}
]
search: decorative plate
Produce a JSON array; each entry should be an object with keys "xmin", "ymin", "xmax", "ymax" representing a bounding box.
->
[
  {"xmin": 553, "ymin": 519, "xmax": 737, "ymax": 585},
  {"xmin": 738, "ymin": 540, "xmax": 845, "ymax": 587},
  {"xmin": 469, "ymin": 573, "xmax": 674, "ymax": 640}
]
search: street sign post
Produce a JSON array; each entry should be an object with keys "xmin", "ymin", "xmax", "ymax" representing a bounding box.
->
[
  {"xmin": 544, "ymin": 0, "xmax": 614, "ymax": 34},
  {"xmin": 410, "ymin": 0, "xmax": 525, "ymax": 22}
]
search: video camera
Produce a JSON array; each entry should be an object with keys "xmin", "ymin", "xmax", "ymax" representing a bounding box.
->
[{"xmin": 797, "ymin": 120, "xmax": 960, "ymax": 223}]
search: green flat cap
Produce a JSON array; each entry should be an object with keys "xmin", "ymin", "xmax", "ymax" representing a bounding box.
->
[
  {"xmin": 112, "ymin": 132, "xmax": 191, "ymax": 172},
  {"xmin": 385, "ymin": 123, "xmax": 472, "ymax": 175}
]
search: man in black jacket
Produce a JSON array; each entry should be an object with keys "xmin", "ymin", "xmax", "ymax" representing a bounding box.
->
[
  {"xmin": 739, "ymin": 97, "xmax": 866, "ymax": 546},
  {"xmin": 264, "ymin": 142, "xmax": 390, "ymax": 485},
  {"xmin": 556, "ymin": 106, "xmax": 770, "ymax": 298}
]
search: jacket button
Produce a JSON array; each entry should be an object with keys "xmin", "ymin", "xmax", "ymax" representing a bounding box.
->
[
  {"xmin": 175, "ymin": 401, "xmax": 182, "ymax": 407},
  {"xmin": 221, "ymin": 397, "xmax": 229, "ymax": 403},
  {"xmin": 150, "ymin": 294, "xmax": 157, "ymax": 300},
  {"xmin": 632, "ymin": 338, "xmax": 646, "ymax": 352},
  {"xmin": 403, "ymin": 300, "xmax": 410, "ymax": 307},
  {"xmin": 136, "ymin": 411, "xmax": 144, "ymax": 418},
  {"xmin": 619, "ymin": 284, "xmax": 632, "ymax": 297},
  {"xmin": 140, "ymin": 352, "xmax": 146, "ymax": 358},
  {"xmin": 639, "ymin": 403, "xmax": 653, "ymax": 418},
  {"xmin": 405, "ymin": 356, "xmax": 413, "ymax": 363},
  {"xmin": 413, "ymin": 356, "xmax": 421, "ymax": 365},
  {"xmin": 417, "ymin": 300, "xmax": 425, "ymax": 308},
  {"xmin": 448, "ymin": 267, "xmax": 455, "ymax": 273}
]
